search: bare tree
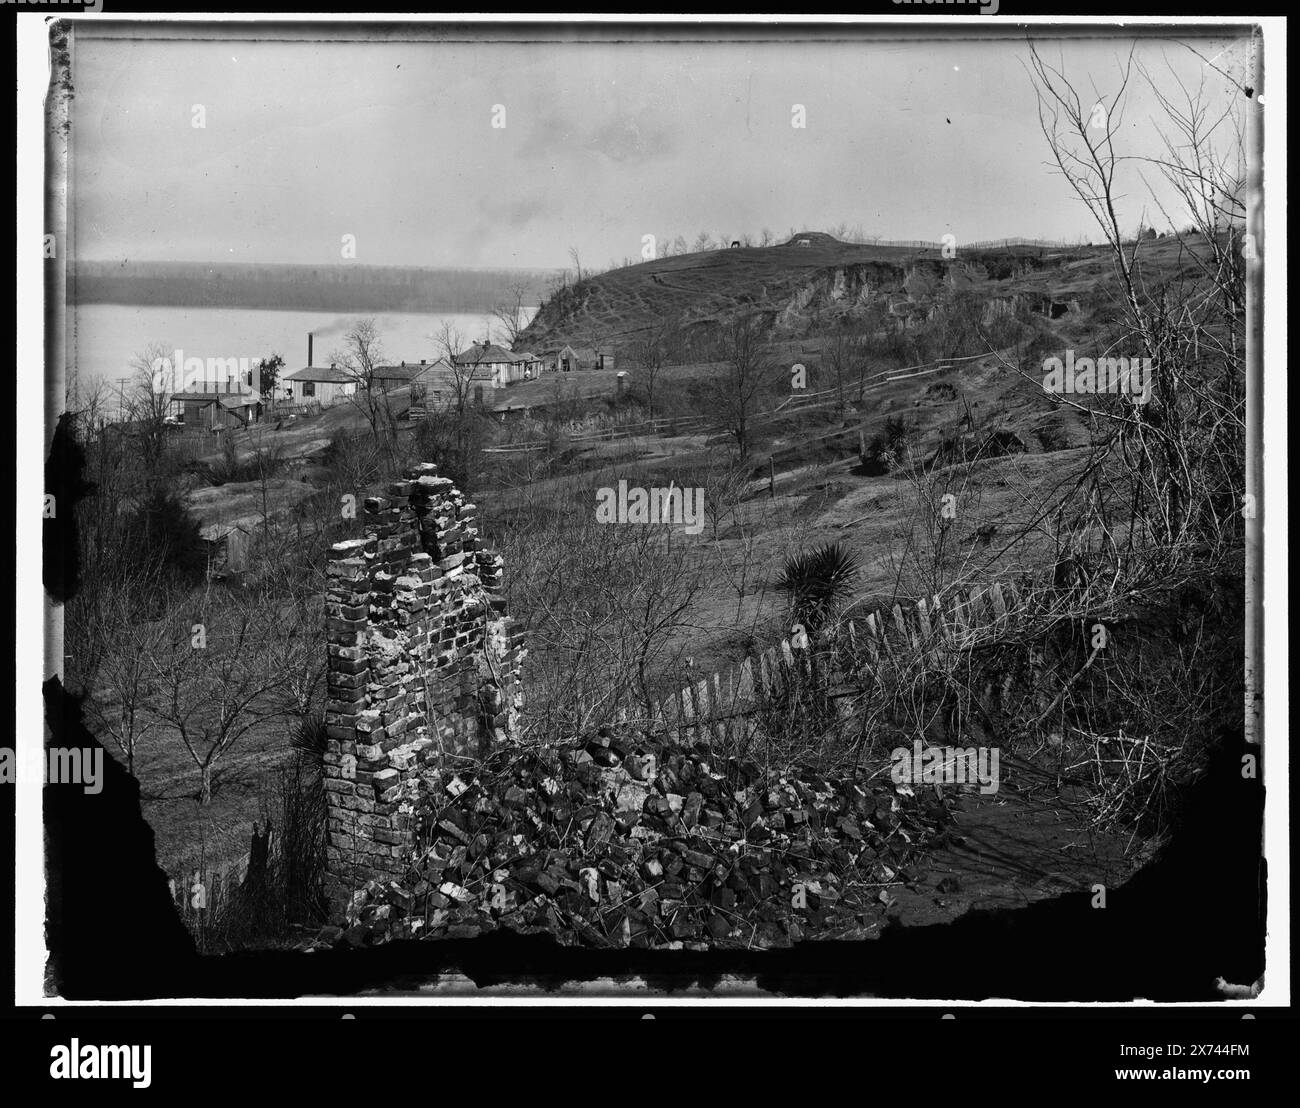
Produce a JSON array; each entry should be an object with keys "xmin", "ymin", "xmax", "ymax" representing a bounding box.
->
[
  {"xmin": 708, "ymin": 317, "xmax": 779, "ymax": 461},
  {"xmin": 147, "ymin": 599, "xmax": 290, "ymax": 806},
  {"xmin": 491, "ymin": 280, "xmax": 531, "ymax": 348},
  {"xmin": 63, "ymin": 383, "xmax": 158, "ymax": 693},
  {"xmin": 332, "ymin": 318, "xmax": 394, "ymax": 443},
  {"xmin": 81, "ymin": 573, "xmax": 170, "ymax": 775},
  {"xmin": 126, "ymin": 342, "xmax": 176, "ymax": 481},
  {"xmin": 823, "ymin": 322, "xmax": 868, "ymax": 411},
  {"xmin": 424, "ymin": 320, "xmax": 490, "ymax": 490},
  {"xmin": 261, "ymin": 596, "xmax": 326, "ymax": 721},
  {"xmin": 1025, "ymin": 40, "xmax": 1247, "ymax": 573},
  {"xmin": 499, "ymin": 488, "xmax": 705, "ymax": 732},
  {"xmin": 627, "ymin": 316, "xmax": 681, "ymax": 417}
]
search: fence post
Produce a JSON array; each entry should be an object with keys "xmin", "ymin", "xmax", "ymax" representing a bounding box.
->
[
  {"xmin": 989, "ymin": 581, "xmax": 1007, "ymax": 619},
  {"xmin": 710, "ymin": 671, "xmax": 725, "ymax": 744},
  {"xmin": 658, "ymin": 694, "xmax": 677, "ymax": 740},
  {"xmin": 948, "ymin": 591, "xmax": 969, "ymax": 644},
  {"xmin": 679, "ymin": 685, "xmax": 697, "ymax": 745},
  {"xmin": 737, "ymin": 658, "xmax": 755, "ymax": 704},
  {"xmin": 892, "ymin": 604, "xmax": 915, "ymax": 651},
  {"xmin": 931, "ymin": 593, "xmax": 953, "ymax": 646},
  {"xmin": 863, "ymin": 611, "xmax": 881, "ymax": 662},
  {"xmin": 693, "ymin": 679, "xmax": 712, "ymax": 745},
  {"xmin": 915, "ymin": 596, "xmax": 933, "ymax": 645}
]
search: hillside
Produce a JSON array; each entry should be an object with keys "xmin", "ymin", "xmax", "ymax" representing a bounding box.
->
[{"xmin": 517, "ymin": 233, "xmax": 1213, "ymax": 353}]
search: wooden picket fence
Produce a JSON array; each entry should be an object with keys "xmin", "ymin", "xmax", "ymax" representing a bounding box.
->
[
  {"xmin": 166, "ymin": 851, "xmax": 251, "ymax": 937},
  {"xmin": 164, "ymin": 822, "xmax": 272, "ymax": 941},
  {"xmin": 629, "ymin": 579, "xmax": 1031, "ymax": 744}
]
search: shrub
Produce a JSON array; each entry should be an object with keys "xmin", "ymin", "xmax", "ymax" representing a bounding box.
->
[
  {"xmin": 125, "ymin": 488, "xmax": 207, "ymax": 587},
  {"xmin": 207, "ymin": 441, "xmax": 284, "ymax": 486},
  {"xmin": 776, "ymin": 541, "xmax": 862, "ymax": 630}
]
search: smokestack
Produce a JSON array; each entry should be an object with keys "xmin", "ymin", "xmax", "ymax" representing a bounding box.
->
[{"xmin": 308, "ymin": 332, "xmax": 313, "ymax": 366}]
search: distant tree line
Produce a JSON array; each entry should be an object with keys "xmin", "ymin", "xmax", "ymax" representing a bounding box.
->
[{"xmin": 71, "ymin": 262, "xmax": 558, "ymax": 313}]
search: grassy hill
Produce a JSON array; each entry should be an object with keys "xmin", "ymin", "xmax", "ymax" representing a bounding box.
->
[
  {"xmin": 518, "ymin": 232, "xmax": 1213, "ymax": 353},
  {"xmin": 73, "ymin": 225, "xmax": 1243, "ymax": 930}
]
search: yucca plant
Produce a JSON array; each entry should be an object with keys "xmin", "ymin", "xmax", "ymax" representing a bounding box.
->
[{"xmin": 775, "ymin": 541, "xmax": 861, "ymax": 630}]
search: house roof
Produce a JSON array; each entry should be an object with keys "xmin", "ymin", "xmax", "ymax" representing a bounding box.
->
[
  {"xmin": 199, "ymin": 521, "xmax": 253, "ymax": 542},
  {"xmin": 374, "ymin": 362, "xmax": 436, "ymax": 383},
  {"xmin": 175, "ymin": 389, "xmax": 263, "ymax": 406},
  {"xmin": 283, "ymin": 366, "xmax": 356, "ymax": 384},
  {"xmin": 453, "ymin": 343, "xmax": 525, "ymax": 366}
]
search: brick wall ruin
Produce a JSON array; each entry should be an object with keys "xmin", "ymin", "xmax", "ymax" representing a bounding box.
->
[{"xmin": 322, "ymin": 462, "xmax": 525, "ymax": 910}]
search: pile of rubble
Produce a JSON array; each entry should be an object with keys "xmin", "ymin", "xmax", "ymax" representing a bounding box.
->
[{"xmin": 310, "ymin": 729, "xmax": 955, "ymax": 951}]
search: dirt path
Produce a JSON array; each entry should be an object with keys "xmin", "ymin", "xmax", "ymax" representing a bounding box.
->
[{"xmin": 881, "ymin": 777, "xmax": 1139, "ymax": 929}]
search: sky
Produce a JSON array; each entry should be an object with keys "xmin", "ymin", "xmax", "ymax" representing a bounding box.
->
[{"xmin": 69, "ymin": 27, "xmax": 1253, "ymax": 270}]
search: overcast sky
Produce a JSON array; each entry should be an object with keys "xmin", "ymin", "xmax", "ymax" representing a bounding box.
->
[{"xmin": 70, "ymin": 28, "xmax": 1251, "ymax": 270}]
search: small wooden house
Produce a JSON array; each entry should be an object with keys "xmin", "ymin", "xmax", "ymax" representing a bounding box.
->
[
  {"xmin": 169, "ymin": 388, "xmax": 264, "ymax": 431},
  {"xmin": 512, "ymin": 351, "xmax": 544, "ymax": 379},
  {"xmin": 550, "ymin": 344, "xmax": 607, "ymax": 372},
  {"xmin": 414, "ymin": 357, "xmax": 490, "ymax": 410}
]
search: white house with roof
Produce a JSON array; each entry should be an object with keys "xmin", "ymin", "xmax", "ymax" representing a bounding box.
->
[{"xmin": 281, "ymin": 365, "xmax": 358, "ymax": 407}]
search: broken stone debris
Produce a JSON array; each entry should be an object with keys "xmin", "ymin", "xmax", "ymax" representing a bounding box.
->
[{"xmin": 310, "ymin": 729, "xmax": 953, "ymax": 952}]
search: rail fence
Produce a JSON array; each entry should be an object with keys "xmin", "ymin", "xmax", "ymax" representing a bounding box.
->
[
  {"xmin": 858, "ymin": 236, "xmax": 1097, "ymax": 252},
  {"xmin": 485, "ymin": 414, "xmax": 712, "ymax": 454}
]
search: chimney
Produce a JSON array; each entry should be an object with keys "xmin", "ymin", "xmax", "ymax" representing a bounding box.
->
[{"xmin": 307, "ymin": 332, "xmax": 313, "ymax": 366}]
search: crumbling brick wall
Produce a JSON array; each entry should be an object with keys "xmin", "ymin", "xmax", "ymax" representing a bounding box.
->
[{"xmin": 322, "ymin": 462, "xmax": 525, "ymax": 911}]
